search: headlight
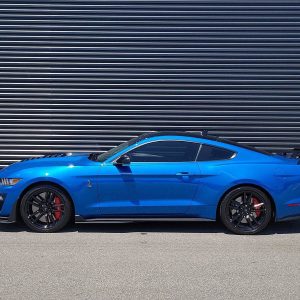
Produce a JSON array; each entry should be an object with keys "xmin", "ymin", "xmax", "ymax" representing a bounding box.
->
[{"xmin": 0, "ymin": 178, "xmax": 22, "ymax": 186}]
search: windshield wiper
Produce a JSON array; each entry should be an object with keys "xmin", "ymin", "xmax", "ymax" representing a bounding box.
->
[{"xmin": 88, "ymin": 152, "xmax": 101, "ymax": 162}]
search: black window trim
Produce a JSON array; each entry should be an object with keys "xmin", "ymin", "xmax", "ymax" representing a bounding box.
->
[
  {"xmin": 196, "ymin": 143, "xmax": 237, "ymax": 162},
  {"xmin": 112, "ymin": 139, "xmax": 202, "ymax": 164}
]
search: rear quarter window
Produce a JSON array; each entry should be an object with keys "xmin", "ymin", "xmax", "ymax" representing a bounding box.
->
[{"xmin": 197, "ymin": 144, "xmax": 235, "ymax": 161}]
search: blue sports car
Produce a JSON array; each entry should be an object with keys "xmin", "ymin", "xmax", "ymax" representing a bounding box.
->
[{"xmin": 0, "ymin": 131, "xmax": 299, "ymax": 234}]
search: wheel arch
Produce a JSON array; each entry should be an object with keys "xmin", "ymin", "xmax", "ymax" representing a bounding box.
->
[
  {"xmin": 13, "ymin": 181, "xmax": 75, "ymax": 223},
  {"xmin": 216, "ymin": 183, "xmax": 276, "ymax": 222}
]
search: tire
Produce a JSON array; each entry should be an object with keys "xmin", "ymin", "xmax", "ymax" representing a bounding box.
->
[
  {"xmin": 20, "ymin": 185, "xmax": 72, "ymax": 233},
  {"xmin": 220, "ymin": 186, "xmax": 272, "ymax": 235}
]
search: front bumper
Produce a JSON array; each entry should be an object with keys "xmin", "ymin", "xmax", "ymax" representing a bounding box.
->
[
  {"xmin": 0, "ymin": 185, "xmax": 20, "ymax": 223},
  {"xmin": 0, "ymin": 216, "xmax": 15, "ymax": 223}
]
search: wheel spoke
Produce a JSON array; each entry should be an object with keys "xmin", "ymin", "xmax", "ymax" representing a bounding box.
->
[
  {"xmin": 49, "ymin": 213, "xmax": 56, "ymax": 223},
  {"xmin": 229, "ymin": 200, "xmax": 241, "ymax": 210},
  {"xmin": 250, "ymin": 215, "xmax": 259, "ymax": 225},
  {"xmin": 29, "ymin": 196, "xmax": 43, "ymax": 206},
  {"xmin": 36, "ymin": 194, "xmax": 45, "ymax": 202},
  {"xmin": 28, "ymin": 200, "xmax": 40, "ymax": 207},
  {"xmin": 45, "ymin": 191, "xmax": 53, "ymax": 202},
  {"xmin": 45, "ymin": 214, "xmax": 51, "ymax": 225},
  {"xmin": 242, "ymin": 192, "xmax": 247, "ymax": 203},
  {"xmin": 246, "ymin": 216, "xmax": 254, "ymax": 229},
  {"xmin": 48, "ymin": 192, "xmax": 55, "ymax": 203},
  {"xmin": 231, "ymin": 213, "xmax": 241, "ymax": 223},
  {"xmin": 48, "ymin": 213, "xmax": 55, "ymax": 226},
  {"xmin": 246, "ymin": 193, "xmax": 252, "ymax": 205},
  {"xmin": 236, "ymin": 215, "xmax": 244, "ymax": 227},
  {"xmin": 32, "ymin": 212, "xmax": 45, "ymax": 224},
  {"xmin": 28, "ymin": 210, "xmax": 42, "ymax": 220},
  {"xmin": 231, "ymin": 213, "xmax": 244, "ymax": 227}
]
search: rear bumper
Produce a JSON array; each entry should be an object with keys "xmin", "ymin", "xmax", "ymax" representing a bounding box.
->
[{"xmin": 276, "ymin": 200, "xmax": 300, "ymax": 221}]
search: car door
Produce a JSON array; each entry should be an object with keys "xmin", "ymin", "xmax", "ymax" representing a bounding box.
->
[
  {"xmin": 184, "ymin": 143, "xmax": 237, "ymax": 216},
  {"xmin": 98, "ymin": 140, "xmax": 201, "ymax": 216}
]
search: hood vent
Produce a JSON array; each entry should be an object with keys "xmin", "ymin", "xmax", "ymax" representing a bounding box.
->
[{"xmin": 22, "ymin": 153, "xmax": 67, "ymax": 162}]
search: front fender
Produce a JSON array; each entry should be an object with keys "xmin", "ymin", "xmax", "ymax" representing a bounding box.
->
[{"xmin": 0, "ymin": 175, "xmax": 74, "ymax": 220}]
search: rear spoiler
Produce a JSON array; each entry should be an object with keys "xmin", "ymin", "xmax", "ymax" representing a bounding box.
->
[{"xmin": 279, "ymin": 148, "xmax": 300, "ymax": 159}]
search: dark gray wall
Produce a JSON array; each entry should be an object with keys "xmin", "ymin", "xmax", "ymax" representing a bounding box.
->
[{"xmin": 1, "ymin": 0, "xmax": 300, "ymax": 168}]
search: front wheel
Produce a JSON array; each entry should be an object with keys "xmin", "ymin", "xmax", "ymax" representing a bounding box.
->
[
  {"xmin": 220, "ymin": 186, "xmax": 272, "ymax": 235},
  {"xmin": 20, "ymin": 185, "xmax": 72, "ymax": 233}
]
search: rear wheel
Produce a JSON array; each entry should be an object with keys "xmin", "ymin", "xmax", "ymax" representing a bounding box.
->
[
  {"xmin": 220, "ymin": 186, "xmax": 272, "ymax": 235},
  {"xmin": 20, "ymin": 185, "xmax": 72, "ymax": 233}
]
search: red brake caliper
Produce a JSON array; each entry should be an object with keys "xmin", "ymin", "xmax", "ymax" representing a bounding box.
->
[
  {"xmin": 252, "ymin": 197, "xmax": 262, "ymax": 217},
  {"xmin": 54, "ymin": 196, "xmax": 62, "ymax": 220}
]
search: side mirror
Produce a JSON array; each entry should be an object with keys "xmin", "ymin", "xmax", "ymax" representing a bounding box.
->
[{"xmin": 114, "ymin": 155, "xmax": 131, "ymax": 166}]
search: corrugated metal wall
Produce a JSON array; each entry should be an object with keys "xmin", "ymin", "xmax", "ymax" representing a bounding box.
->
[{"xmin": 0, "ymin": 0, "xmax": 300, "ymax": 168}]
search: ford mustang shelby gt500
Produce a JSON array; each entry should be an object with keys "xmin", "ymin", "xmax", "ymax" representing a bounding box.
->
[{"xmin": 0, "ymin": 131, "xmax": 299, "ymax": 234}]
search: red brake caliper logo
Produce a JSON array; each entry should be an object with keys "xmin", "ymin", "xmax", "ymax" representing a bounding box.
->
[
  {"xmin": 252, "ymin": 197, "xmax": 262, "ymax": 217},
  {"xmin": 54, "ymin": 196, "xmax": 62, "ymax": 220}
]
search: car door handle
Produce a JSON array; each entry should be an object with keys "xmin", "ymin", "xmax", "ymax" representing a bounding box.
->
[
  {"xmin": 176, "ymin": 172, "xmax": 192, "ymax": 182},
  {"xmin": 176, "ymin": 172, "xmax": 190, "ymax": 176}
]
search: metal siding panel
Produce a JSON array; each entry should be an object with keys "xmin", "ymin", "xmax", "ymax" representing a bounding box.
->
[{"xmin": 0, "ymin": 0, "xmax": 300, "ymax": 167}]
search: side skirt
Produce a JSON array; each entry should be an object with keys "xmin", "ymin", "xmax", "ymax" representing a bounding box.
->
[
  {"xmin": 75, "ymin": 215, "xmax": 213, "ymax": 223},
  {"xmin": 276, "ymin": 215, "xmax": 300, "ymax": 222}
]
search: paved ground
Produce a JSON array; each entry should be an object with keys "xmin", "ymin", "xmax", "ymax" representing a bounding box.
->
[{"xmin": 0, "ymin": 220, "xmax": 299, "ymax": 300}]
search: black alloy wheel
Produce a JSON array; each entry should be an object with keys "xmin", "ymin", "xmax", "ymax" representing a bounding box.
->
[
  {"xmin": 20, "ymin": 185, "xmax": 72, "ymax": 233},
  {"xmin": 220, "ymin": 186, "xmax": 272, "ymax": 235}
]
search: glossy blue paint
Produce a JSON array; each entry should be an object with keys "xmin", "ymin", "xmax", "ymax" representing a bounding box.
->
[{"xmin": 0, "ymin": 134, "xmax": 300, "ymax": 222}]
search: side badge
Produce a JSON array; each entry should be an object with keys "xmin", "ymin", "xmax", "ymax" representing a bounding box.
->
[{"xmin": 87, "ymin": 180, "xmax": 92, "ymax": 188}]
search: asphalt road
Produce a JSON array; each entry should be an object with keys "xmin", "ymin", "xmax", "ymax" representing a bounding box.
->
[{"xmin": 0, "ymin": 220, "xmax": 299, "ymax": 300}]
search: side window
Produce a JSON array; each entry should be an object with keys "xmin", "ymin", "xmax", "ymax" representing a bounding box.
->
[
  {"xmin": 197, "ymin": 144, "xmax": 235, "ymax": 161},
  {"xmin": 126, "ymin": 141, "xmax": 200, "ymax": 162}
]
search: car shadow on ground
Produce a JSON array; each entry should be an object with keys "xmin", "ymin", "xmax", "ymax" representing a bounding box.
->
[{"xmin": 0, "ymin": 219, "xmax": 299, "ymax": 235}]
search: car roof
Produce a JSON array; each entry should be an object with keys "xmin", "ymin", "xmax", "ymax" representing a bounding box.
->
[
  {"xmin": 139, "ymin": 131, "xmax": 210, "ymax": 139},
  {"xmin": 139, "ymin": 131, "xmax": 271, "ymax": 156}
]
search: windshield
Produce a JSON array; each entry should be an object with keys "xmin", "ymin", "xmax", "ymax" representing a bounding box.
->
[{"xmin": 96, "ymin": 136, "xmax": 141, "ymax": 162}]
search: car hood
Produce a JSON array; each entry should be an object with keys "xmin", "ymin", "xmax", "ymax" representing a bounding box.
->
[{"xmin": 0, "ymin": 153, "xmax": 92, "ymax": 175}]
